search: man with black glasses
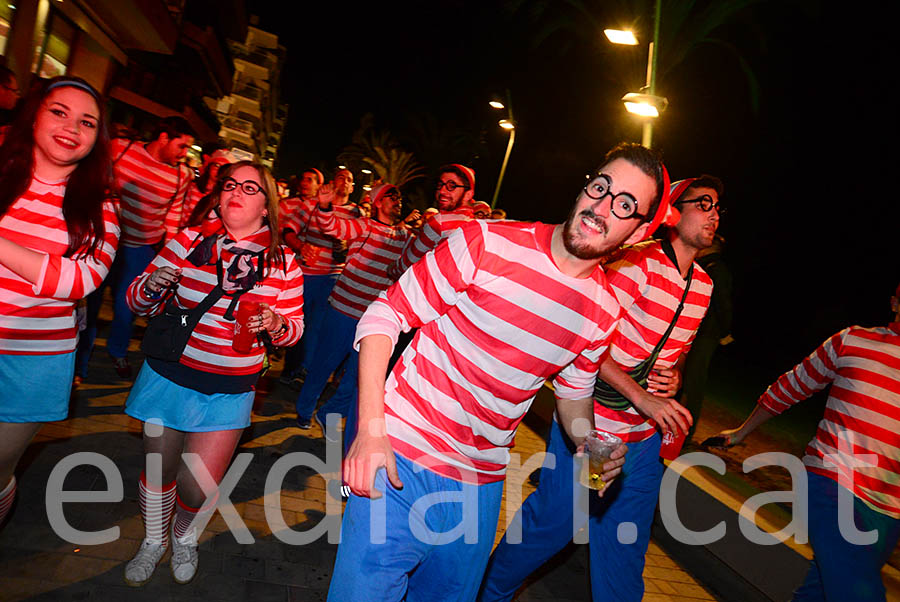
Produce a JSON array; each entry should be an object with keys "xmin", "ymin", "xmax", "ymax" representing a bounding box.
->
[
  {"xmin": 388, "ymin": 164, "xmax": 476, "ymax": 279},
  {"xmin": 327, "ymin": 144, "xmax": 690, "ymax": 602},
  {"xmin": 479, "ymin": 175, "xmax": 723, "ymax": 602}
]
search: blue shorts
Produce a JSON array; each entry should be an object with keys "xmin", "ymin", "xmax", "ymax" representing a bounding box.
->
[
  {"xmin": 125, "ymin": 362, "xmax": 255, "ymax": 432},
  {"xmin": 328, "ymin": 454, "xmax": 504, "ymax": 602},
  {"xmin": 0, "ymin": 351, "xmax": 75, "ymax": 422}
]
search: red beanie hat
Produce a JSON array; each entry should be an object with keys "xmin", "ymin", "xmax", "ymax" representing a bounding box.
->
[{"xmin": 442, "ymin": 164, "xmax": 476, "ymax": 191}]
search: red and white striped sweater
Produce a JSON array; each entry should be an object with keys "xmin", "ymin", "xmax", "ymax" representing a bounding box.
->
[
  {"xmin": 356, "ymin": 221, "xmax": 622, "ymax": 484},
  {"xmin": 388, "ymin": 206, "xmax": 474, "ymax": 279},
  {"xmin": 282, "ymin": 198, "xmax": 357, "ymax": 276},
  {"xmin": 316, "ymin": 209, "xmax": 410, "ymax": 320},
  {"xmin": 112, "ymin": 138, "xmax": 193, "ymax": 247},
  {"xmin": 759, "ymin": 324, "xmax": 900, "ymax": 518},
  {"xmin": 126, "ymin": 226, "xmax": 304, "ymax": 375},
  {"xmin": 593, "ymin": 240, "xmax": 713, "ymax": 441},
  {"xmin": 0, "ymin": 177, "xmax": 120, "ymax": 354}
]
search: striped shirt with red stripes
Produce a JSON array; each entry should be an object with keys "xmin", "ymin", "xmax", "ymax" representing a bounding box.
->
[
  {"xmin": 282, "ymin": 199, "xmax": 357, "ymax": 276},
  {"xmin": 126, "ymin": 226, "xmax": 304, "ymax": 375},
  {"xmin": 592, "ymin": 240, "xmax": 713, "ymax": 441},
  {"xmin": 0, "ymin": 177, "xmax": 120, "ymax": 355},
  {"xmin": 388, "ymin": 206, "xmax": 474, "ymax": 279},
  {"xmin": 356, "ymin": 220, "xmax": 622, "ymax": 484},
  {"xmin": 316, "ymin": 209, "xmax": 410, "ymax": 320},
  {"xmin": 112, "ymin": 138, "xmax": 193, "ymax": 247},
  {"xmin": 758, "ymin": 323, "xmax": 900, "ymax": 518}
]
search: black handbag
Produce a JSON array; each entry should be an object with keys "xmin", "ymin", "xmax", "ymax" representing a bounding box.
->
[{"xmin": 141, "ymin": 254, "xmax": 248, "ymax": 362}]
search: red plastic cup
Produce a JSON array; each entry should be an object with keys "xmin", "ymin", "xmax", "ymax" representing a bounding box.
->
[
  {"xmin": 659, "ymin": 429, "xmax": 687, "ymax": 461},
  {"xmin": 233, "ymin": 300, "xmax": 260, "ymax": 354}
]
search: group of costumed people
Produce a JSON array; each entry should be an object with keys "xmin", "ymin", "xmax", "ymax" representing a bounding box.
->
[{"xmin": 0, "ymin": 77, "xmax": 304, "ymax": 586}]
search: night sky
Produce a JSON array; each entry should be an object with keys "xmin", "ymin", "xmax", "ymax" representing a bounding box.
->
[{"xmin": 254, "ymin": 0, "xmax": 899, "ymax": 375}]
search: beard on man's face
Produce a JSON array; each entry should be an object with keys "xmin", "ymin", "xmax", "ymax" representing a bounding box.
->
[{"xmin": 562, "ymin": 205, "xmax": 610, "ymax": 260}]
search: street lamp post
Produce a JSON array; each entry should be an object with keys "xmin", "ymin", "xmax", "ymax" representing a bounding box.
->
[
  {"xmin": 605, "ymin": 0, "xmax": 665, "ymax": 148},
  {"xmin": 490, "ymin": 90, "xmax": 516, "ymax": 210}
]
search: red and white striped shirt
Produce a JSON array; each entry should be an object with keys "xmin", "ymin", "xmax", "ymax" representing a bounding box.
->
[
  {"xmin": 126, "ymin": 226, "xmax": 304, "ymax": 375},
  {"xmin": 180, "ymin": 182, "xmax": 208, "ymax": 229},
  {"xmin": 282, "ymin": 199, "xmax": 358, "ymax": 276},
  {"xmin": 112, "ymin": 138, "xmax": 193, "ymax": 248},
  {"xmin": 388, "ymin": 206, "xmax": 474, "ymax": 279},
  {"xmin": 0, "ymin": 177, "xmax": 120, "ymax": 354},
  {"xmin": 759, "ymin": 324, "xmax": 900, "ymax": 518},
  {"xmin": 317, "ymin": 210, "xmax": 410, "ymax": 319},
  {"xmin": 356, "ymin": 221, "xmax": 621, "ymax": 484},
  {"xmin": 592, "ymin": 240, "xmax": 713, "ymax": 441}
]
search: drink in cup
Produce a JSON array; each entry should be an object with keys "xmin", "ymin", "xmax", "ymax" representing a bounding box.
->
[
  {"xmin": 659, "ymin": 428, "xmax": 687, "ymax": 461},
  {"xmin": 233, "ymin": 300, "xmax": 260, "ymax": 354},
  {"xmin": 580, "ymin": 430, "xmax": 622, "ymax": 490}
]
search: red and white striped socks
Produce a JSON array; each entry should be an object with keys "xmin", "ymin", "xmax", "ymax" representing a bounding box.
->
[
  {"xmin": 172, "ymin": 492, "xmax": 218, "ymax": 540},
  {"xmin": 138, "ymin": 472, "xmax": 176, "ymax": 544},
  {"xmin": 0, "ymin": 476, "xmax": 16, "ymax": 525}
]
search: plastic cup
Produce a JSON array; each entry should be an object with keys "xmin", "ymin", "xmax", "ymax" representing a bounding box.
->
[
  {"xmin": 659, "ymin": 429, "xmax": 687, "ymax": 461},
  {"xmin": 580, "ymin": 430, "xmax": 622, "ymax": 490},
  {"xmin": 232, "ymin": 300, "xmax": 260, "ymax": 354}
]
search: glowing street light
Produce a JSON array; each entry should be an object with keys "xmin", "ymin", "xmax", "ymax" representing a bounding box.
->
[
  {"xmin": 490, "ymin": 91, "xmax": 516, "ymax": 209},
  {"xmin": 622, "ymin": 92, "xmax": 668, "ymax": 118},
  {"xmin": 604, "ymin": 29, "xmax": 638, "ymax": 46},
  {"xmin": 360, "ymin": 168, "xmax": 373, "ymax": 175}
]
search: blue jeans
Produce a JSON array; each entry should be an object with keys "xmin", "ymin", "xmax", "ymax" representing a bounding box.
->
[
  {"xmin": 479, "ymin": 419, "xmax": 663, "ymax": 602},
  {"xmin": 107, "ymin": 244, "xmax": 156, "ymax": 359},
  {"xmin": 793, "ymin": 472, "xmax": 900, "ymax": 601},
  {"xmin": 294, "ymin": 305, "xmax": 359, "ymax": 420},
  {"xmin": 282, "ymin": 273, "xmax": 338, "ymax": 377},
  {"xmin": 328, "ymin": 455, "xmax": 504, "ymax": 602}
]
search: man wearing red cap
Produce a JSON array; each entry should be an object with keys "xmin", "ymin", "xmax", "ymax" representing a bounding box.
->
[
  {"xmin": 294, "ymin": 182, "xmax": 416, "ymax": 430},
  {"xmin": 280, "ymin": 167, "xmax": 350, "ymax": 386},
  {"xmin": 472, "ymin": 200, "xmax": 492, "ymax": 220},
  {"xmin": 709, "ymin": 282, "xmax": 900, "ymax": 601},
  {"xmin": 479, "ymin": 175, "xmax": 722, "ymax": 602},
  {"xmin": 327, "ymin": 143, "xmax": 687, "ymax": 601}
]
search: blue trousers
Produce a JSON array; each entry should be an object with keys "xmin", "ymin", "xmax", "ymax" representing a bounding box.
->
[
  {"xmin": 294, "ymin": 305, "xmax": 359, "ymax": 420},
  {"xmin": 283, "ymin": 273, "xmax": 338, "ymax": 377},
  {"xmin": 793, "ymin": 472, "xmax": 900, "ymax": 601},
  {"xmin": 107, "ymin": 244, "xmax": 156, "ymax": 359},
  {"xmin": 328, "ymin": 455, "xmax": 504, "ymax": 602},
  {"xmin": 479, "ymin": 419, "xmax": 663, "ymax": 602}
]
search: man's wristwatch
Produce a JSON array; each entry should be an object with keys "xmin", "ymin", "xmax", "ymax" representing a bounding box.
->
[{"xmin": 270, "ymin": 315, "xmax": 288, "ymax": 339}]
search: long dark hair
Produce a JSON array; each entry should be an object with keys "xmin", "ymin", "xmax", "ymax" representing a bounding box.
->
[{"xmin": 0, "ymin": 76, "xmax": 113, "ymax": 258}]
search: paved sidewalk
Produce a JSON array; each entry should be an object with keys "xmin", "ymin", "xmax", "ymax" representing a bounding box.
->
[{"xmin": 0, "ymin": 334, "xmax": 715, "ymax": 601}]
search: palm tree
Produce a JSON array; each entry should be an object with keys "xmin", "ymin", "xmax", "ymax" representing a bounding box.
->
[
  {"xmin": 338, "ymin": 114, "xmax": 427, "ymax": 188},
  {"xmin": 502, "ymin": 0, "xmax": 766, "ymax": 111}
]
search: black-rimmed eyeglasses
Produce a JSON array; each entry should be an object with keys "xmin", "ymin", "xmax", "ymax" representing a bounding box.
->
[
  {"xmin": 583, "ymin": 173, "xmax": 646, "ymax": 220},
  {"xmin": 223, "ymin": 178, "xmax": 263, "ymax": 195},
  {"xmin": 436, "ymin": 180, "xmax": 469, "ymax": 192},
  {"xmin": 675, "ymin": 194, "xmax": 725, "ymax": 215}
]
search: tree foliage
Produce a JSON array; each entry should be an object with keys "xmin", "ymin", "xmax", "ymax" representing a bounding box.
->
[{"xmin": 338, "ymin": 114, "xmax": 427, "ymax": 188}]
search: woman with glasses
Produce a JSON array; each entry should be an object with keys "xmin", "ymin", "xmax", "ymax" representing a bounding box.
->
[
  {"xmin": 121, "ymin": 161, "xmax": 304, "ymax": 587},
  {"xmin": 0, "ymin": 77, "xmax": 119, "ymax": 528}
]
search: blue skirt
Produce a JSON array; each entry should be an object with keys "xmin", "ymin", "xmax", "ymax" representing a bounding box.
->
[
  {"xmin": 125, "ymin": 362, "xmax": 256, "ymax": 432},
  {"xmin": 0, "ymin": 351, "xmax": 75, "ymax": 422}
]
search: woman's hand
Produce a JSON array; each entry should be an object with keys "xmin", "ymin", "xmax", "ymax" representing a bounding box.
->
[
  {"xmin": 144, "ymin": 267, "xmax": 181, "ymax": 297},
  {"xmin": 249, "ymin": 302, "xmax": 283, "ymax": 335}
]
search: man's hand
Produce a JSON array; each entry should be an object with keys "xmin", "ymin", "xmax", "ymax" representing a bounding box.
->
[
  {"xmin": 342, "ymin": 426, "xmax": 403, "ymax": 499},
  {"xmin": 317, "ymin": 182, "xmax": 336, "ymax": 209},
  {"xmin": 632, "ymin": 393, "xmax": 693, "ymax": 436},
  {"xmin": 647, "ymin": 363, "xmax": 681, "ymax": 397},
  {"xmin": 404, "ymin": 209, "xmax": 422, "ymax": 226},
  {"xmin": 576, "ymin": 441, "xmax": 627, "ymax": 497}
]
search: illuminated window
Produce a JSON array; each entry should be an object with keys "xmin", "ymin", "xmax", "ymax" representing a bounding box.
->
[
  {"xmin": 0, "ymin": 2, "xmax": 16, "ymax": 57},
  {"xmin": 32, "ymin": 10, "xmax": 75, "ymax": 78}
]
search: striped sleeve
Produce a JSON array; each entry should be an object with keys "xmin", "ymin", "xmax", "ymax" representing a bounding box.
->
[
  {"xmin": 125, "ymin": 228, "xmax": 194, "ymax": 316},
  {"xmin": 554, "ymin": 336, "xmax": 610, "ymax": 400},
  {"xmin": 357, "ymin": 222, "xmax": 483, "ymax": 347},
  {"xmin": 164, "ymin": 166, "xmax": 192, "ymax": 240},
  {"xmin": 271, "ymin": 251, "xmax": 305, "ymax": 347},
  {"xmin": 34, "ymin": 200, "xmax": 120, "ymax": 301},
  {"xmin": 758, "ymin": 330, "xmax": 843, "ymax": 415},
  {"xmin": 390, "ymin": 214, "xmax": 446, "ymax": 278},
  {"xmin": 315, "ymin": 207, "xmax": 366, "ymax": 242}
]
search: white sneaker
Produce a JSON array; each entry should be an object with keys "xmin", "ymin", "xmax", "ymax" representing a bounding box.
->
[
  {"xmin": 170, "ymin": 527, "xmax": 199, "ymax": 584},
  {"xmin": 124, "ymin": 538, "xmax": 167, "ymax": 586}
]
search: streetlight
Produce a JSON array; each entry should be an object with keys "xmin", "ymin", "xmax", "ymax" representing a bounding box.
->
[
  {"xmin": 605, "ymin": 0, "xmax": 666, "ymax": 148},
  {"xmin": 490, "ymin": 90, "xmax": 516, "ymax": 209}
]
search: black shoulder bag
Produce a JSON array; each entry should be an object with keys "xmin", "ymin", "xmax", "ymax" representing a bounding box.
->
[
  {"xmin": 593, "ymin": 240, "xmax": 694, "ymax": 411},
  {"xmin": 141, "ymin": 257, "xmax": 247, "ymax": 362}
]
